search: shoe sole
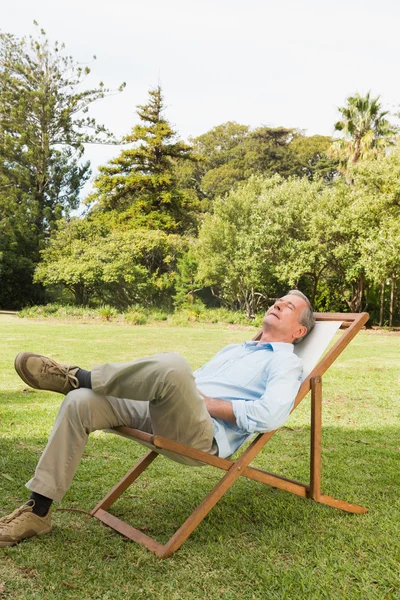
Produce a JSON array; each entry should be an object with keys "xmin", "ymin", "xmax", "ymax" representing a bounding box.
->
[
  {"xmin": 14, "ymin": 353, "xmax": 41, "ymax": 390},
  {"xmin": 0, "ymin": 526, "xmax": 52, "ymax": 546}
]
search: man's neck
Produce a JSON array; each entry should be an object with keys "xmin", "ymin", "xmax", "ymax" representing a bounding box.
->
[{"xmin": 259, "ymin": 330, "xmax": 292, "ymax": 344}]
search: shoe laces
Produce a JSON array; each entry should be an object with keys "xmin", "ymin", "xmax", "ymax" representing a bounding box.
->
[
  {"xmin": 0, "ymin": 503, "xmax": 33, "ymax": 525},
  {"xmin": 43, "ymin": 358, "xmax": 79, "ymax": 389}
]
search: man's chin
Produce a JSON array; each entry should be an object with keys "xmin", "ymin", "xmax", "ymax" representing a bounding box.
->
[
  {"xmin": 263, "ymin": 314, "xmax": 278, "ymax": 325},
  {"xmin": 262, "ymin": 316, "xmax": 276, "ymax": 328}
]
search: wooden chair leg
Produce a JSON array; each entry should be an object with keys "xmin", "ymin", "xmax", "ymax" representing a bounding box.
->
[
  {"xmin": 309, "ymin": 375, "xmax": 322, "ymax": 501},
  {"xmin": 307, "ymin": 376, "xmax": 367, "ymax": 514},
  {"xmin": 161, "ymin": 459, "xmax": 248, "ymax": 557},
  {"xmin": 91, "ymin": 430, "xmax": 275, "ymax": 557},
  {"xmin": 91, "ymin": 450, "xmax": 158, "ymax": 515}
]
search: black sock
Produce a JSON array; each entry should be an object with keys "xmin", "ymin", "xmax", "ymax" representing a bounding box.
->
[
  {"xmin": 29, "ymin": 492, "xmax": 53, "ymax": 517},
  {"xmin": 76, "ymin": 368, "xmax": 92, "ymax": 389}
]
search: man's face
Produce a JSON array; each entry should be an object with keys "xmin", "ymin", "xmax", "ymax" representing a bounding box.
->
[{"xmin": 262, "ymin": 294, "xmax": 308, "ymax": 344}]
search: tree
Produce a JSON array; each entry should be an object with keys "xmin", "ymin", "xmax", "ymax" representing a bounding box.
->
[
  {"xmin": 195, "ymin": 176, "xmax": 324, "ymax": 316},
  {"xmin": 362, "ymin": 218, "xmax": 400, "ymax": 326},
  {"xmin": 0, "ymin": 25, "xmax": 123, "ymax": 308},
  {"xmin": 0, "ymin": 209, "xmax": 44, "ymax": 308},
  {"xmin": 348, "ymin": 146, "xmax": 400, "ymax": 324},
  {"xmin": 173, "ymin": 248, "xmax": 203, "ymax": 308},
  {"xmin": 287, "ymin": 135, "xmax": 339, "ymax": 181},
  {"xmin": 195, "ymin": 174, "xmax": 374, "ymax": 316},
  {"xmin": 34, "ymin": 219, "xmax": 186, "ymax": 307},
  {"xmin": 330, "ymin": 92, "xmax": 396, "ymax": 168},
  {"xmin": 180, "ymin": 124, "xmax": 339, "ymax": 203},
  {"xmin": 243, "ymin": 126, "xmax": 297, "ymax": 177},
  {"xmin": 179, "ymin": 123, "xmax": 299, "ymax": 202},
  {"xmin": 178, "ymin": 122, "xmax": 249, "ymax": 201},
  {"xmin": 88, "ymin": 86, "xmax": 197, "ymax": 233}
]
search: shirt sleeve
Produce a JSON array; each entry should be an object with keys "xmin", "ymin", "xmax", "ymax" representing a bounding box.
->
[{"xmin": 231, "ymin": 352, "xmax": 303, "ymax": 434}]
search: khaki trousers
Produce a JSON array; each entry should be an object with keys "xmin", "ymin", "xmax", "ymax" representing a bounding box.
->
[{"xmin": 26, "ymin": 353, "xmax": 216, "ymax": 502}]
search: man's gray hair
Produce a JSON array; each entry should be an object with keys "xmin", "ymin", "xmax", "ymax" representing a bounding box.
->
[{"xmin": 288, "ymin": 290, "xmax": 315, "ymax": 345}]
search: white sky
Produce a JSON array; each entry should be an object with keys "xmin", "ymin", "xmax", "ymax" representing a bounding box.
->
[{"xmin": 2, "ymin": 0, "xmax": 400, "ymax": 197}]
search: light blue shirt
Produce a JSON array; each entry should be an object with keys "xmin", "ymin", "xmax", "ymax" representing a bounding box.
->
[{"xmin": 194, "ymin": 341, "xmax": 303, "ymax": 458}]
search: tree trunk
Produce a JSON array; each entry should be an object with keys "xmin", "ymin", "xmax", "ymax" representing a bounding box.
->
[
  {"xmin": 351, "ymin": 138, "xmax": 361, "ymax": 163},
  {"xmin": 389, "ymin": 276, "xmax": 396, "ymax": 327},
  {"xmin": 73, "ymin": 282, "xmax": 88, "ymax": 306},
  {"xmin": 311, "ymin": 275, "xmax": 318, "ymax": 306},
  {"xmin": 379, "ymin": 281, "xmax": 385, "ymax": 327},
  {"xmin": 347, "ymin": 274, "xmax": 365, "ymax": 312},
  {"xmin": 243, "ymin": 288, "xmax": 255, "ymax": 319}
]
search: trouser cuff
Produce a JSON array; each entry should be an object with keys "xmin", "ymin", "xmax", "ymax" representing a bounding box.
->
[{"xmin": 26, "ymin": 478, "xmax": 63, "ymax": 503}]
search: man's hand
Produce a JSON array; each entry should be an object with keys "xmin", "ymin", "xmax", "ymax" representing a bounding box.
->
[{"xmin": 198, "ymin": 390, "xmax": 236, "ymax": 424}]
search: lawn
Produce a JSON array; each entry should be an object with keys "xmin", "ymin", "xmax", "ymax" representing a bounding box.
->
[{"xmin": 0, "ymin": 315, "xmax": 399, "ymax": 600}]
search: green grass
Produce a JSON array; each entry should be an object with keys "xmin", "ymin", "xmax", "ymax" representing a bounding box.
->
[{"xmin": 0, "ymin": 315, "xmax": 399, "ymax": 600}]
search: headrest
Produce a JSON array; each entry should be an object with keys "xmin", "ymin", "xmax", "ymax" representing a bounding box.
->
[{"xmin": 294, "ymin": 320, "xmax": 342, "ymax": 379}]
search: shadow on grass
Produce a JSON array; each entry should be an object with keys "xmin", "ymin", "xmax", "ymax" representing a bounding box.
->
[
  {"xmin": 1, "ymin": 421, "xmax": 399, "ymax": 544},
  {"xmin": 1, "ymin": 423, "xmax": 400, "ymax": 600}
]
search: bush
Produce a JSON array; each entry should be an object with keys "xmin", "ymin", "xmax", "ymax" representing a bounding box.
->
[
  {"xmin": 19, "ymin": 303, "xmax": 101, "ymax": 320},
  {"xmin": 150, "ymin": 310, "xmax": 169, "ymax": 321},
  {"xmin": 167, "ymin": 307, "xmax": 260, "ymax": 327},
  {"xmin": 17, "ymin": 302, "xmax": 262, "ymax": 328},
  {"xmin": 124, "ymin": 307, "xmax": 148, "ymax": 325},
  {"xmin": 18, "ymin": 303, "xmax": 62, "ymax": 318},
  {"xmin": 98, "ymin": 305, "xmax": 118, "ymax": 321}
]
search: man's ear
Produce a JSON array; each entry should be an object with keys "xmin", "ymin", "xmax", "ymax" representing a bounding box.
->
[{"xmin": 292, "ymin": 325, "xmax": 307, "ymax": 343}]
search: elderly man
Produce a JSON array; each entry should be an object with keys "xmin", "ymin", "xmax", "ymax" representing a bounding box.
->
[{"xmin": 0, "ymin": 290, "xmax": 314, "ymax": 547}]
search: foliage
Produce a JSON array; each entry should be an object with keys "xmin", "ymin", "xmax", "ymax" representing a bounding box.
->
[
  {"xmin": 2, "ymin": 46, "xmax": 398, "ymax": 324},
  {"xmin": 124, "ymin": 306, "xmax": 149, "ymax": 325},
  {"xmin": 178, "ymin": 123, "xmax": 338, "ymax": 203},
  {"xmin": 348, "ymin": 147, "xmax": 400, "ymax": 322},
  {"xmin": 0, "ymin": 25, "xmax": 123, "ymax": 308},
  {"xmin": 244, "ymin": 126, "xmax": 302, "ymax": 177},
  {"xmin": 0, "ymin": 246, "xmax": 45, "ymax": 310},
  {"xmin": 173, "ymin": 248, "xmax": 204, "ymax": 308},
  {"xmin": 34, "ymin": 219, "xmax": 187, "ymax": 307},
  {"xmin": 195, "ymin": 175, "xmax": 322, "ymax": 315},
  {"xmin": 16, "ymin": 302, "xmax": 261, "ymax": 327},
  {"xmin": 178, "ymin": 122, "xmax": 249, "ymax": 201},
  {"xmin": 287, "ymin": 135, "xmax": 339, "ymax": 181},
  {"xmin": 195, "ymin": 168, "xmax": 400, "ymax": 319},
  {"xmin": 329, "ymin": 91, "xmax": 397, "ymax": 169},
  {"xmin": 98, "ymin": 305, "xmax": 119, "ymax": 321},
  {"xmin": 31, "ymin": 153, "xmax": 400, "ymax": 323},
  {"xmin": 88, "ymin": 86, "xmax": 198, "ymax": 233},
  {"xmin": 33, "ymin": 218, "xmax": 107, "ymax": 305}
]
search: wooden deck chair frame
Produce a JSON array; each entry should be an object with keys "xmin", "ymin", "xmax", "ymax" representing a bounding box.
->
[{"xmin": 91, "ymin": 312, "xmax": 369, "ymax": 558}]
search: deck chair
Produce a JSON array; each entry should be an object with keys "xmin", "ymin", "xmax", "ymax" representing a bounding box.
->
[{"xmin": 91, "ymin": 312, "xmax": 369, "ymax": 557}]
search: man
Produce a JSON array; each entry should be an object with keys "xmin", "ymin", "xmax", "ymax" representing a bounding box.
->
[{"xmin": 0, "ymin": 290, "xmax": 314, "ymax": 547}]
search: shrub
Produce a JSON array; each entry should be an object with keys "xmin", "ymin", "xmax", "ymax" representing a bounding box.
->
[
  {"xmin": 150, "ymin": 310, "xmax": 169, "ymax": 322},
  {"xmin": 124, "ymin": 308, "xmax": 148, "ymax": 325},
  {"xmin": 99, "ymin": 305, "xmax": 118, "ymax": 321}
]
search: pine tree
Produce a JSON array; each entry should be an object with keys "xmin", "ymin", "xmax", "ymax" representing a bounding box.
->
[
  {"xmin": 0, "ymin": 25, "xmax": 123, "ymax": 308},
  {"xmin": 89, "ymin": 86, "xmax": 197, "ymax": 233}
]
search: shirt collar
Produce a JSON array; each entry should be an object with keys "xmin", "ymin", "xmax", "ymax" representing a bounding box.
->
[{"xmin": 244, "ymin": 341, "xmax": 294, "ymax": 353}]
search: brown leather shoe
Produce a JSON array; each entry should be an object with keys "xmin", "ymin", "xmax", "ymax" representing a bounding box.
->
[
  {"xmin": 0, "ymin": 503, "xmax": 52, "ymax": 546},
  {"xmin": 14, "ymin": 352, "xmax": 80, "ymax": 394}
]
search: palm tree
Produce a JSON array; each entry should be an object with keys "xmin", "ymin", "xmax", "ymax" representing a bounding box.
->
[{"xmin": 330, "ymin": 92, "xmax": 396, "ymax": 167}]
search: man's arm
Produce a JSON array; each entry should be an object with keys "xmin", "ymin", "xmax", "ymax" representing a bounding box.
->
[
  {"xmin": 198, "ymin": 391, "xmax": 236, "ymax": 424},
  {"xmin": 231, "ymin": 353, "xmax": 303, "ymax": 434}
]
